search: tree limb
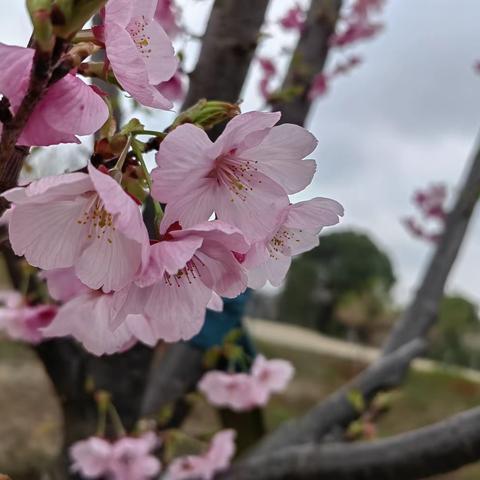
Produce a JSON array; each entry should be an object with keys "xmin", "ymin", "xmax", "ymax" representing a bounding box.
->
[
  {"xmin": 272, "ymin": 0, "xmax": 342, "ymax": 125},
  {"xmin": 182, "ymin": 0, "xmax": 270, "ymax": 108},
  {"xmin": 249, "ymin": 339, "xmax": 425, "ymax": 456},
  {"xmin": 383, "ymin": 141, "xmax": 480, "ymax": 353},
  {"xmin": 220, "ymin": 406, "xmax": 480, "ymax": 480}
]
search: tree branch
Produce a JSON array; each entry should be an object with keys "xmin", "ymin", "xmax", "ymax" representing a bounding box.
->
[
  {"xmin": 220, "ymin": 406, "xmax": 480, "ymax": 480},
  {"xmin": 182, "ymin": 0, "xmax": 270, "ymax": 108},
  {"xmin": 383, "ymin": 140, "xmax": 480, "ymax": 353},
  {"xmin": 250, "ymin": 339, "xmax": 425, "ymax": 456},
  {"xmin": 272, "ymin": 0, "xmax": 342, "ymax": 126}
]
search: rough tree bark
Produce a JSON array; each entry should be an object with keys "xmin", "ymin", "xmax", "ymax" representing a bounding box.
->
[
  {"xmin": 182, "ymin": 0, "xmax": 270, "ymax": 109},
  {"xmin": 220, "ymin": 406, "xmax": 480, "ymax": 480},
  {"xmin": 272, "ymin": 0, "xmax": 342, "ymax": 125}
]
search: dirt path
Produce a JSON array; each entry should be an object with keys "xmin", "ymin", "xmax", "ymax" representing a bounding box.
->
[{"xmin": 246, "ymin": 318, "xmax": 480, "ymax": 383}]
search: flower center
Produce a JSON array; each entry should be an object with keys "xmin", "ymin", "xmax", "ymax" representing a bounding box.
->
[
  {"xmin": 268, "ymin": 227, "xmax": 302, "ymax": 259},
  {"xmin": 127, "ymin": 16, "xmax": 153, "ymax": 59},
  {"xmin": 212, "ymin": 150, "xmax": 259, "ymax": 202},
  {"xmin": 163, "ymin": 257, "xmax": 205, "ymax": 287},
  {"xmin": 77, "ymin": 195, "xmax": 116, "ymax": 244}
]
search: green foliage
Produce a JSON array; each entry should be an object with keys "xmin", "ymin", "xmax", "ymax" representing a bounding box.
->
[
  {"xmin": 277, "ymin": 230, "xmax": 395, "ymax": 336},
  {"xmin": 429, "ymin": 295, "xmax": 480, "ymax": 368}
]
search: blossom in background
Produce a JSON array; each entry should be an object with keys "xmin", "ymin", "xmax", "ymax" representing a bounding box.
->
[
  {"xmin": 110, "ymin": 221, "xmax": 250, "ymax": 346},
  {"xmin": 309, "ymin": 73, "xmax": 329, "ymax": 100},
  {"xmin": 102, "ymin": 0, "xmax": 178, "ymax": 109},
  {"xmin": 198, "ymin": 355, "xmax": 294, "ymax": 411},
  {"xmin": 245, "ymin": 197, "xmax": 344, "ymax": 288},
  {"xmin": 0, "ymin": 290, "xmax": 56, "ymax": 344},
  {"xmin": 331, "ymin": 0, "xmax": 384, "ymax": 48},
  {"xmin": 403, "ymin": 183, "xmax": 447, "ymax": 244},
  {"xmin": 279, "ymin": 4, "xmax": 306, "ymax": 32},
  {"xmin": 3, "ymin": 164, "xmax": 149, "ymax": 293},
  {"xmin": 154, "ymin": 0, "xmax": 182, "ymax": 38},
  {"xmin": 152, "ymin": 111, "xmax": 317, "ymax": 242},
  {"xmin": 258, "ymin": 57, "xmax": 277, "ymax": 99},
  {"xmin": 70, "ymin": 433, "xmax": 160, "ymax": 480},
  {"xmin": 166, "ymin": 430, "xmax": 235, "ymax": 480},
  {"xmin": 0, "ymin": 44, "xmax": 108, "ymax": 147},
  {"xmin": 156, "ymin": 69, "xmax": 186, "ymax": 103}
]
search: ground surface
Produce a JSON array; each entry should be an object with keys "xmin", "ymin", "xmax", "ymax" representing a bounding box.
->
[{"xmin": 0, "ymin": 319, "xmax": 479, "ymax": 479}]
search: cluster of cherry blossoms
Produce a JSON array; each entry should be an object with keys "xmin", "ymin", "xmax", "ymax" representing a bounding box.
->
[
  {"xmin": 402, "ymin": 183, "xmax": 448, "ymax": 244},
  {"xmin": 199, "ymin": 355, "xmax": 294, "ymax": 411},
  {"xmin": 0, "ymin": 0, "xmax": 342, "ymax": 357},
  {"xmin": 70, "ymin": 429, "xmax": 235, "ymax": 480}
]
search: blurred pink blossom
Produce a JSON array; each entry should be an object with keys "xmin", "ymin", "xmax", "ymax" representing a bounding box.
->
[
  {"xmin": 279, "ymin": 5, "xmax": 306, "ymax": 32},
  {"xmin": 154, "ymin": 0, "xmax": 182, "ymax": 38},
  {"xmin": 0, "ymin": 291, "xmax": 56, "ymax": 344},
  {"xmin": 166, "ymin": 430, "xmax": 235, "ymax": 480},
  {"xmin": 198, "ymin": 355, "xmax": 294, "ymax": 411},
  {"xmin": 70, "ymin": 433, "xmax": 160, "ymax": 480}
]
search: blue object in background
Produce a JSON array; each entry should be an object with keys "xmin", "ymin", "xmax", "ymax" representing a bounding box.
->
[{"xmin": 189, "ymin": 290, "xmax": 256, "ymax": 357}]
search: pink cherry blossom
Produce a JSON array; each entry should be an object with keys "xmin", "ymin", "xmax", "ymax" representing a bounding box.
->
[
  {"xmin": 154, "ymin": 0, "xmax": 182, "ymax": 38},
  {"xmin": 152, "ymin": 111, "xmax": 318, "ymax": 242},
  {"xmin": 251, "ymin": 354, "xmax": 294, "ymax": 394},
  {"xmin": 166, "ymin": 430, "xmax": 235, "ymax": 480},
  {"xmin": 279, "ymin": 5, "xmax": 306, "ymax": 32},
  {"xmin": 70, "ymin": 437, "xmax": 113, "ymax": 478},
  {"xmin": 198, "ymin": 371, "xmax": 262, "ymax": 411},
  {"xmin": 41, "ymin": 268, "xmax": 90, "ymax": 303},
  {"xmin": 3, "ymin": 164, "xmax": 149, "ymax": 293},
  {"xmin": 110, "ymin": 433, "xmax": 161, "ymax": 480},
  {"xmin": 102, "ymin": 0, "xmax": 178, "ymax": 109},
  {"xmin": 42, "ymin": 289, "xmax": 137, "ymax": 356},
  {"xmin": 0, "ymin": 44, "xmax": 108, "ymax": 147},
  {"xmin": 198, "ymin": 355, "xmax": 295, "ymax": 411},
  {"xmin": 70, "ymin": 433, "xmax": 161, "ymax": 480},
  {"xmin": 245, "ymin": 197, "xmax": 344, "ymax": 288},
  {"xmin": 309, "ymin": 73, "xmax": 329, "ymax": 100},
  {"xmin": 156, "ymin": 69, "xmax": 185, "ymax": 103},
  {"xmin": 0, "ymin": 290, "xmax": 56, "ymax": 344},
  {"xmin": 352, "ymin": 0, "xmax": 385, "ymax": 18},
  {"xmin": 330, "ymin": 20, "xmax": 383, "ymax": 47},
  {"xmin": 111, "ymin": 221, "xmax": 249, "ymax": 345},
  {"xmin": 258, "ymin": 57, "xmax": 277, "ymax": 99}
]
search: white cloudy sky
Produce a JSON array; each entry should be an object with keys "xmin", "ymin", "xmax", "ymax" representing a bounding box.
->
[{"xmin": 1, "ymin": 0, "xmax": 479, "ymax": 305}]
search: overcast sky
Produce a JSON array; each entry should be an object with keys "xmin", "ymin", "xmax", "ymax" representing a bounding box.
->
[{"xmin": 1, "ymin": 0, "xmax": 479, "ymax": 305}]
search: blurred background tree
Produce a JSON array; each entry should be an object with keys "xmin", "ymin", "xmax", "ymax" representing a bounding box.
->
[{"xmin": 275, "ymin": 230, "xmax": 396, "ymax": 338}]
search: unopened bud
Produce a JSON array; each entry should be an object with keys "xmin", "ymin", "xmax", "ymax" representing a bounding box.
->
[
  {"xmin": 53, "ymin": 0, "xmax": 107, "ymax": 39},
  {"xmin": 27, "ymin": 0, "xmax": 55, "ymax": 53},
  {"xmin": 170, "ymin": 100, "xmax": 241, "ymax": 131}
]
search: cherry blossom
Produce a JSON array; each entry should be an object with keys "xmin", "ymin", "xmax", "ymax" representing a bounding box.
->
[
  {"xmin": 70, "ymin": 433, "xmax": 160, "ymax": 480},
  {"xmin": 42, "ymin": 289, "xmax": 137, "ymax": 356},
  {"xmin": 166, "ymin": 430, "xmax": 235, "ymax": 480},
  {"xmin": 258, "ymin": 57, "xmax": 277, "ymax": 99},
  {"xmin": 0, "ymin": 290, "xmax": 56, "ymax": 344},
  {"xmin": 110, "ymin": 433, "xmax": 161, "ymax": 480},
  {"xmin": 102, "ymin": 0, "xmax": 178, "ymax": 109},
  {"xmin": 152, "ymin": 111, "xmax": 317, "ymax": 242},
  {"xmin": 198, "ymin": 355, "xmax": 295, "ymax": 411},
  {"xmin": 4, "ymin": 164, "xmax": 149, "ymax": 293},
  {"xmin": 70, "ymin": 437, "xmax": 113, "ymax": 478},
  {"xmin": 156, "ymin": 69, "xmax": 185, "ymax": 103},
  {"xmin": 279, "ymin": 5, "xmax": 306, "ymax": 32},
  {"xmin": 0, "ymin": 44, "xmax": 108, "ymax": 147},
  {"xmin": 111, "ymin": 221, "xmax": 250, "ymax": 345},
  {"xmin": 154, "ymin": 0, "xmax": 181, "ymax": 38},
  {"xmin": 245, "ymin": 197, "xmax": 344, "ymax": 288}
]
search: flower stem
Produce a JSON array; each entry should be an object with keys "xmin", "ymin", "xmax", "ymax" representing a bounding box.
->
[
  {"xmin": 108, "ymin": 403, "xmax": 127, "ymax": 437},
  {"xmin": 132, "ymin": 139, "xmax": 164, "ymax": 224}
]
